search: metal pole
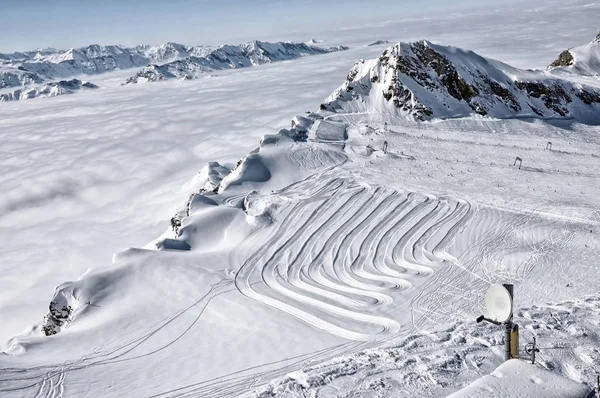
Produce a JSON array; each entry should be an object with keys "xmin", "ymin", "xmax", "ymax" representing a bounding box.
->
[
  {"xmin": 505, "ymin": 322, "xmax": 512, "ymax": 361},
  {"xmin": 532, "ymin": 337, "xmax": 536, "ymax": 364},
  {"xmin": 503, "ymin": 284, "xmax": 514, "ymax": 362},
  {"xmin": 511, "ymin": 324, "xmax": 519, "ymax": 359}
]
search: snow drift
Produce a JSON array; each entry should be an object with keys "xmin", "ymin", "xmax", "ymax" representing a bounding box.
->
[{"xmin": 448, "ymin": 359, "xmax": 594, "ymax": 398}]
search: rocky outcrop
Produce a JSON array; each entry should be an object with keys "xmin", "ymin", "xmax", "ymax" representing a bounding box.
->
[
  {"xmin": 322, "ymin": 40, "xmax": 600, "ymax": 122},
  {"xmin": 549, "ymin": 49, "xmax": 575, "ymax": 68},
  {"xmin": 41, "ymin": 288, "xmax": 79, "ymax": 336}
]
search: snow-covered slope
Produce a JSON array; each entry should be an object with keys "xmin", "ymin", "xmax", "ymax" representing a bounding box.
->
[
  {"xmin": 448, "ymin": 360, "xmax": 593, "ymax": 398},
  {"xmin": 549, "ymin": 32, "xmax": 600, "ymax": 76},
  {"xmin": 322, "ymin": 40, "xmax": 600, "ymax": 122},
  {"xmin": 124, "ymin": 41, "xmax": 348, "ymax": 84},
  {"xmin": 0, "ymin": 79, "xmax": 97, "ymax": 101}
]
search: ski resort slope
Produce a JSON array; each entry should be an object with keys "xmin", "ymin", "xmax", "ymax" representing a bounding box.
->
[
  {"xmin": 1, "ymin": 0, "xmax": 600, "ymax": 397},
  {"xmin": 2, "ymin": 98, "xmax": 600, "ymax": 398}
]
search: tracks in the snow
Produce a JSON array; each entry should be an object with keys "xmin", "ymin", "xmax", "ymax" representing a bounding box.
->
[{"xmin": 235, "ymin": 176, "xmax": 476, "ymax": 341}]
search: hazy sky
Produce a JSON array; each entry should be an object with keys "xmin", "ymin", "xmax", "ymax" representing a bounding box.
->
[{"xmin": 1, "ymin": 0, "xmax": 511, "ymax": 52}]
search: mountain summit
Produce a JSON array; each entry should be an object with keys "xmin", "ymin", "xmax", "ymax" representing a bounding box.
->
[
  {"xmin": 548, "ymin": 32, "xmax": 600, "ymax": 76},
  {"xmin": 321, "ymin": 39, "xmax": 600, "ymax": 122}
]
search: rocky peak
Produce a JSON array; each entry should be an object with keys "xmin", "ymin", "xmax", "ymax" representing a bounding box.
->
[
  {"xmin": 549, "ymin": 49, "xmax": 575, "ymax": 68},
  {"xmin": 322, "ymin": 40, "xmax": 600, "ymax": 122}
]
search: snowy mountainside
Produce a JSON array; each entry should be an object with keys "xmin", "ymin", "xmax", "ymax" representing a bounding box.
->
[
  {"xmin": 0, "ymin": 79, "xmax": 97, "ymax": 102},
  {"xmin": 124, "ymin": 41, "xmax": 349, "ymax": 84},
  {"xmin": 322, "ymin": 39, "xmax": 600, "ymax": 122},
  {"xmin": 0, "ymin": 67, "xmax": 43, "ymax": 89},
  {"xmin": 549, "ymin": 32, "xmax": 600, "ymax": 76}
]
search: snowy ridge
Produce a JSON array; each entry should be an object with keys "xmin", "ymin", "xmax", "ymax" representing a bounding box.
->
[
  {"xmin": 549, "ymin": 32, "xmax": 600, "ymax": 76},
  {"xmin": 123, "ymin": 41, "xmax": 348, "ymax": 84},
  {"xmin": 0, "ymin": 79, "xmax": 98, "ymax": 102},
  {"xmin": 322, "ymin": 39, "xmax": 600, "ymax": 122}
]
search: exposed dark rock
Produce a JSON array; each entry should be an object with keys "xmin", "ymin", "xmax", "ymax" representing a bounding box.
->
[
  {"xmin": 577, "ymin": 89, "xmax": 600, "ymax": 105},
  {"xmin": 483, "ymin": 77, "xmax": 522, "ymax": 111},
  {"xmin": 549, "ymin": 50, "xmax": 574, "ymax": 68},
  {"xmin": 42, "ymin": 301, "xmax": 73, "ymax": 336},
  {"xmin": 515, "ymin": 81, "xmax": 570, "ymax": 116}
]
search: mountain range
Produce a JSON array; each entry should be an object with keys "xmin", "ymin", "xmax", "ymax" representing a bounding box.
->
[
  {"xmin": 123, "ymin": 41, "xmax": 348, "ymax": 84},
  {"xmin": 0, "ymin": 41, "xmax": 348, "ymax": 90}
]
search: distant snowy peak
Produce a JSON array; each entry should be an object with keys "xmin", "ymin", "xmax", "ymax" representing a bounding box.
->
[
  {"xmin": 123, "ymin": 41, "xmax": 349, "ymax": 84},
  {"xmin": 0, "ymin": 79, "xmax": 98, "ymax": 102},
  {"xmin": 548, "ymin": 32, "xmax": 600, "ymax": 76},
  {"xmin": 367, "ymin": 40, "xmax": 390, "ymax": 47},
  {"xmin": 0, "ymin": 42, "xmax": 205, "ymax": 88},
  {"xmin": 322, "ymin": 40, "xmax": 600, "ymax": 122}
]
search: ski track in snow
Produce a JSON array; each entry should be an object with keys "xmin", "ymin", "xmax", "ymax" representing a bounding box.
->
[{"xmin": 234, "ymin": 171, "xmax": 477, "ymax": 341}]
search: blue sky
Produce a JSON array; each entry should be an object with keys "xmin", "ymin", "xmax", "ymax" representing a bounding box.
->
[{"xmin": 1, "ymin": 0, "xmax": 503, "ymax": 52}]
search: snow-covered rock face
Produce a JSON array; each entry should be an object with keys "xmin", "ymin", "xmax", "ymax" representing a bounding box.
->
[
  {"xmin": 0, "ymin": 68, "xmax": 43, "ymax": 89},
  {"xmin": 122, "ymin": 41, "xmax": 348, "ymax": 84},
  {"xmin": 322, "ymin": 40, "xmax": 600, "ymax": 122},
  {"xmin": 548, "ymin": 32, "xmax": 600, "ymax": 76},
  {"xmin": 0, "ymin": 79, "xmax": 98, "ymax": 102}
]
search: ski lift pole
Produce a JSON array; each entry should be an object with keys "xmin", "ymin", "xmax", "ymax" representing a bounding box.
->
[{"xmin": 503, "ymin": 284, "xmax": 514, "ymax": 361}]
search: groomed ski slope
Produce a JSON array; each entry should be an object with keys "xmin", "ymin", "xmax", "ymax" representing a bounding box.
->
[
  {"xmin": 1, "ymin": 1, "xmax": 600, "ymax": 397},
  {"xmin": 2, "ymin": 113, "xmax": 599, "ymax": 397}
]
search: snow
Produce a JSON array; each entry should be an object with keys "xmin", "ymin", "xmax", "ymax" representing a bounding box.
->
[
  {"xmin": 448, "ymin": 359, "xmax": 593, "ymax": 398},
  {"xmin": 1, "ymin": 0, "xmax": 600, "ymax": 397}
]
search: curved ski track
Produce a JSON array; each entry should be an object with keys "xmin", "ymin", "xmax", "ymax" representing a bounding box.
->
[{"xmin": 234, "ymin": 176, "xmax": 476, "ymax": 341}]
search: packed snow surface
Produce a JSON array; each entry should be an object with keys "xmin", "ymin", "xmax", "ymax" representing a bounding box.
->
[
  {"xmin": 448, "ymin": 359, "xmax": 593, "ymax": 398},
  {"xmin": 1, "ymin": 1, "xmax": 600, "ymax": 397}
]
